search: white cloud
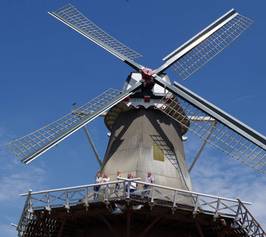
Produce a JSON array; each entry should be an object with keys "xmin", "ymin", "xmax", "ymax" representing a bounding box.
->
[
  {"xmin": 0, "ymin": 129, "xmax": 47, "ymax": 201},
  {"xmin": 0, "ymin": 127, "xmax": 265, "ymax": 234},
  {"xmin": 0, "ymin": 161, "xmax": 46, "ymax": 236},
  {"xmin": 0, "ymin": 166, "xmax": 46, "ymax": 202},
  {"xmin": 0, "ymin": 224, "xmax": 17, "ymax": 237},
  {"xmin": 0, "ymin": 132, "xmax": 47, "ymax": 237},
  {"xmin": 190, "ymin": 149, "xmax": 266, "ymax": 229}
]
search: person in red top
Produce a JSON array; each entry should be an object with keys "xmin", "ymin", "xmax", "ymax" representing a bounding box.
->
[
  {"xmin": 144, "ymin": 172, "xmax": 154, "ymax": 188},
  {"xmin": 143, "ymin": 172, "xmax": 154, "ymax": 197}
]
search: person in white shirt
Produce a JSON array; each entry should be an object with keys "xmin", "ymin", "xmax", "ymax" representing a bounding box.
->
[
  {"xmin": 95, "ymin": 172, "xmax": 102, "ymax": 183},
  {"xmin": 126, "ymin": 173, "xmax": 137, "ymax": 193},
  {"xmin": 94, "ymin": 171, "xmax": 102, "ymax": 200},
  {"xmin": 143, "ymin": 172, "xmax": 154, "ymax": 197},
  {"xmin": 116, "ymin": 171, "xmax": 122, "ymax": 180},
  {"xmin": 145, "ymin": 172, "xmax": 154, "ymax": 186},
  {"xmin": 144, "ymin": 172, "xmax": 154, "ymax": 188},
  {"xmin": 102, "ymin": 173, "xmax": 111, "ymax": 199},
  {"xmin": 102, "ymin": 173, "xmax": 110, "ymax": 183}
]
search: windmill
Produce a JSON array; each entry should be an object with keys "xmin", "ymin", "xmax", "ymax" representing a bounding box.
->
[{"xmin": 8, "ymin": 4, "xmax": 265, "ymax": 237}]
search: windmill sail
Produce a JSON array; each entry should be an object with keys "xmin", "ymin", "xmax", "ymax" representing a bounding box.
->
[
  {"xmin": 154, "ymin": 76, "xmax": 266, "ymax": 173},
  {"xmin": 49, "ymin": 4, "xmax": 143, "ymax": 70},
  {"xmin": 153, "ymin": 9, "xmax": 253, "ymax": 79},
  {"xmin": 7, "ymin": 83, "xmax": 142, "ymax": 164}
]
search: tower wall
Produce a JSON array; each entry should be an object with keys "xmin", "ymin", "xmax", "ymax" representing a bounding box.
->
[{"xmin": 102, "ymin": 108, "xmax": 192, "ymax": 192}]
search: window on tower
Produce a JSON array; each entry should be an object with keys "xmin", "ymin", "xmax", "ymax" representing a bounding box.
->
[{"xmin": 153, "ymin": 144, "xmax": 165, "ymax": 162}]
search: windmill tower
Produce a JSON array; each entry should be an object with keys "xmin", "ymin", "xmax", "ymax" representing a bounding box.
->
[
  {"xmin": 102, "ymin": 73, "xmax": 192, "ymax": 194},
  {"xmin": 7, "ymin": 4, "xmax": 265, "ymax": 237}
]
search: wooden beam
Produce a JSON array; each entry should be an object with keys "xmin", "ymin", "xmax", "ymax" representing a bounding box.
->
[
  {"xmin": 126, "ymin": 210, "xmax": 131, "ymax": 237},
  {"xmin": 98, "ymin": 215, "xmax": 117, "ymax": 237},
  {"xmin": 195, "ymin": 220, "xmax": 205, "ymax": 237},
  {"xmin": 139, "ymin": 217, "xmax": 161, "ymax": 237},
  {"xmin": 57, "ymin": 219, "xmax": 66, "ymax": 237}
]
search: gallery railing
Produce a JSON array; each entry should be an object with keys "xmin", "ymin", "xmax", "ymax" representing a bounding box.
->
[{"xmin": 17, "ymin": 178, "xmax": 265, "ymax": 237}]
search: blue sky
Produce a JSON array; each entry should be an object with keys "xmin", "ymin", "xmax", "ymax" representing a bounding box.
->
[{"xmin": 0, "ymin": 0, "xmax": 265, "ymax": 235}]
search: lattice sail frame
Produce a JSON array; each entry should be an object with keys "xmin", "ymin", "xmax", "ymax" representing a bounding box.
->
[
  {"xmin": 172, "ymin": 14, "xmax": 253, "ymax": 79},
  {"xmin": 7, "ymin": 85, "xmax": 141, "ymax": 164},
  {"xmin": 7, "ymin": 4, "xmax": 265, "ymax": 176},
  {"xmin": 49, "ymin": 4, "xmax": 142, "ymax": 62},
  {"xmin": 154, "ymin": 9, "xmax": 253, "ymax": 80},
  {"xmin": 158, "ymin": 94, "xmax": 266, "ymax": 173}
]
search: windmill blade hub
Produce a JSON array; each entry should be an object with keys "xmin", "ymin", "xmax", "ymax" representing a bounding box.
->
[{"xmin": 140, "ymin": 67, "xmax": 155, "ymax": 88}]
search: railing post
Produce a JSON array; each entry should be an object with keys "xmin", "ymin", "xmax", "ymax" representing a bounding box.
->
[
  {"xmin": 64, "ymin": 191, "xmax": 70, "ymax": 212},
  {"xmin": 214, "ymin": 198, "xmax": 221, "ymax": 221},
  {"xmin": 173, "ymin": 190, "xmax": 177, "ymax": 208},
  {"xmin": 234, "ymin": 199, "xmax": 242, "ymax": 224},
  {"xmin": 104, "ymin": 184, "xmax": 109, "ymax": 203},
  {"xmin": 84, "ymin": 187, "xmax": 89, "ymax": 210},
  {"xmin": 241, "ymin": 204, "xmax": 248, "ymax": 225},
  {"xmin": 27, "ymin": 189, "xmax": 33, "ymax": 214},
  {"xmin": 150, "ymin": 186, "xmax": 154, "ymax": 203},
  {"xmin": 193, "ymin": 195, "xmax": 199, "ymax": 218},
  {"xmin": 171, "ymin": 190, "xmax": 177, "ymax": 214},
  {"xmin": 239, "ymin": 201, "xmax": 249, "ymax": 231},
  {"xmin": 123, "ymin": 180, "xmax": 127, "ymax": 199},
  {"xmin": 127, "ymin": 180, "xmax": 131, "ymax": 199},
  {"xmin": 17, "ymin": 189, "xmax": 33, "ymax": 237},
  {"xmin": 45, "ymin": 192, "xmax": 51, "ymax": 213}
]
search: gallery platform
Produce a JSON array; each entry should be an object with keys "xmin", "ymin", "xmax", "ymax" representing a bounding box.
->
[{"xmin": 17, "ymin": 179, "xmax": 265, "ymax": 237}]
